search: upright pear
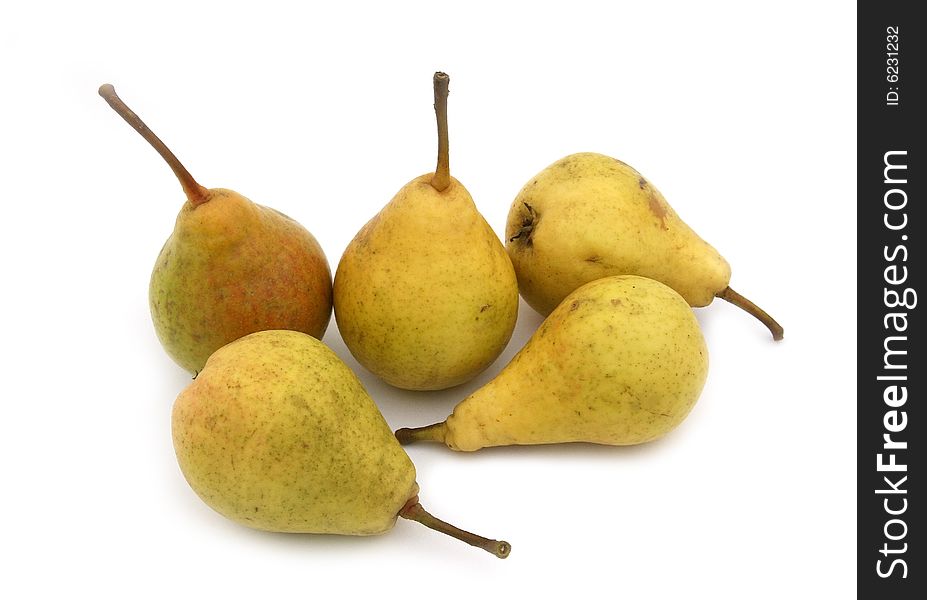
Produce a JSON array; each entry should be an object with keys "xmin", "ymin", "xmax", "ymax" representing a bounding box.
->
[
  {"xmin": 396, "ymin": 276, "xmax": 708, "ymax": 450},
  {"xmin": 334, "ymin": 73, "xmax": 518, "ymax": 390},
  {"xmin": 173, "ymin": 330, "xmax": 510, "ymax": 558},
  {"xmin": 506, "ymin": 152, "xmax": 783, "ymax": 340},
  {"xmin": 99, "ymin": 85, "xmax": 332, "ymax": 374}
]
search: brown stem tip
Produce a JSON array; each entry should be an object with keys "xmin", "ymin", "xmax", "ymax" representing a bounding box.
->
[
  {"xmin": 716, "ymin": 286, "xmax": 784, "ymax": 341},
  {"xmin": 399, "ymin": 497, "xmax": 511, "ymax": 559}
]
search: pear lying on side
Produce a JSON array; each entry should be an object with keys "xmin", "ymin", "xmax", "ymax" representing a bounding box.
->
[
  {"xmin": 396, "ymin": 276, "xmax": 708, "ymax": 451},
  {"xmin": 334, "ymin": 72, "xmax": 518, "ymax": 390},
  {"xmin": 506, "ymin": 152, "xmax": 783, "ymax": 340},
  {"xmin": 99, "ymin": 85, "xmax": 332, "ymax": 374},
  {"xmin": 173, "ymin": 330, "xmax": 510, "ymax": 558}
]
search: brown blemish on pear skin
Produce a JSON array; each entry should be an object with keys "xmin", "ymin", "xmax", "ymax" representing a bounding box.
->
[
  {"xmin": 645, "ymin": 185, "xmax": 668, "ymax": 230},
  {"xmin": 568, "ymin": 297, "xmax": 592, "ymax": 312},
  {"xmin": 635, "ymin": 176, "xmax": 668, "ymax": 229}
]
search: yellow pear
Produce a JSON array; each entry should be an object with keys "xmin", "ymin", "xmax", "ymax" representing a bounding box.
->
[
  {"xmin": 396, "ymin": 276, "xmax": 708, "ymax": 450},
  {"xmin": 99, "ymin": 85, "xmax": 332, "ymax": 374},
  {"xmin": 173, "ymin": 330, "xmax": 510, "ymax": 557},
  {"xmin": 506, "ymin": 152, "xmax": 782, "ymax": 340},
  {"xmin": 334, "ymin": 73, "xmax": 518, "ymax": 390}
]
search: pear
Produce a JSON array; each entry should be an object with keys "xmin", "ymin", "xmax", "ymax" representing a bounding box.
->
[
  {"xmin": 396, "ymin": 276, "xmax": 708, "ymax": 450},
  {"xmin": 99, "ymin": 85, "xmax": 332, "ymax": 374},
  {"xmin": 172, "ymin": 330, "xmax": 510, "ymax": 558},
  {"xmin": 506, "ymin": 152, "xmax": 783, "ymax": 340},
  {"xmin": 333, "ymin": 73, "xmax": 518, "ymax": 391}
]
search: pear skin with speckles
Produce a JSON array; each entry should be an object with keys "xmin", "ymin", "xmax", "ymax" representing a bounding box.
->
[
  {"xmin": 334, "ymin": 175, "xmax": 518, "ymax": 391},
  {"xmin": 150, "ymin": 190, "xmax": 332, "ymax": 374},
  {"xmin": 406, "ymin": 276, "xmax": 708, "ymax": 451},
  {"xmin": 506, "ymin": 152, "xmax": 730, "ymax": 316},
  {"xmin": 172, "ymin": 330, "xmax": 418, "ymax": 534}
]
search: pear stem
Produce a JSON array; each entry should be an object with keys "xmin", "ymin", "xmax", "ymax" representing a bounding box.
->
[
  {"xmin": 395, "ymin": 422, "xmax": 447, "ymax": 445},
  {"xmin": 716, "ymin": 286, "xmax": 784, "ymax": 341},
  {"xmin": 98, "ymin": 84, "xmax": 209, "ymax": 206},
  {"xmin": 430, "ymin": 72, "xmax": 451, "ymax": 192},
  {"xmin": 399, "ymin": 497, "xmax": 511, "ymax": 559}
]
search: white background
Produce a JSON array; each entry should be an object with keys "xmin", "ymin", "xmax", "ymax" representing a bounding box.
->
[{"xmin": 2, "ymin": 1, "xmax": 856, "ymax": 597}]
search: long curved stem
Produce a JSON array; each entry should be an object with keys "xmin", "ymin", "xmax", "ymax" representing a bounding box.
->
[
  {"xmin": 399, "ymin": 497, "xmax": 510, "ymax": 559},
  {"xmin": 430, "ymin": 72, "xmax": 451, "ymax": 192},
  {"xmin": 716, "ymin": 286, "xmax": 784, "ymax": 341},
  {"xmin": 395, "ymin": 422, "xmax": 447, "ymax": 445},
  {"xmin": 98, "ymin": 84, "xmax": 208, "ymax": 206}
]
